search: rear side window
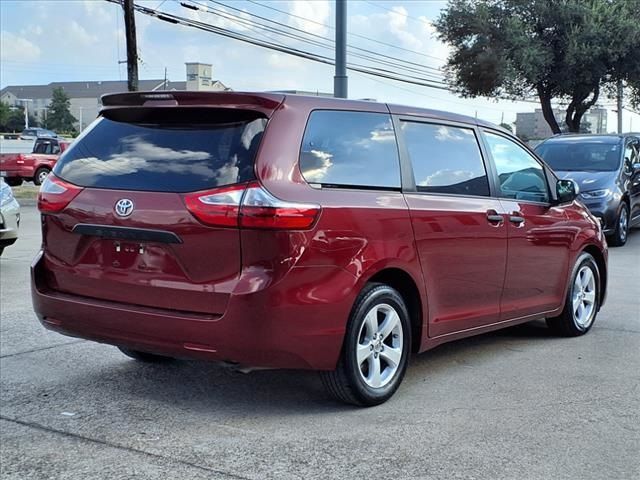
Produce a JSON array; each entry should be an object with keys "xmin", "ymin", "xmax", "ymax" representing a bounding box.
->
[
  {"xmin": 54, "ymin": 110, "xmax": 266, "ymax": 193},
  {"xmin": 34, "ymin": 142, "xmax": 50, "ymax": 154},
  {"xmin": 401, "ymin": 122, "xmax": 489, "ymax": 196},
  {"xmin": 484, "ymin": 131, "xmax": 549, "ymax": 203},
  {"xmin": 299, "ymin": 110, "xmax": 401, "ymax": 189}
]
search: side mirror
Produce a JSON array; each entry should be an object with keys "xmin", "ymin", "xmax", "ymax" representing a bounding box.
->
[{"xmin": 556, "ymin": 179, "xmax": 579, "ymax": 204}]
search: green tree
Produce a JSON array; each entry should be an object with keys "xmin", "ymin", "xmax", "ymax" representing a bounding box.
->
[
  {"xmin": 434, "ymin": 0, "xmax": 640, "ymax": 134},
  {"xmin": 0, "ymin": 102, "xmax": 10, "ymax": 130},
  {"xmin": 46, "ymin": 87, "xmax": 76, "ymax": 132},
  {"xmin": 1, "ymin": 105, "xmax": 38, "ymax": 132}
]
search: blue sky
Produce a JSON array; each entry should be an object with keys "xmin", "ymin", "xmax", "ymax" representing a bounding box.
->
[{"xmin": 1, "ymin": 0, "xmax": 638, "ymax": 130}]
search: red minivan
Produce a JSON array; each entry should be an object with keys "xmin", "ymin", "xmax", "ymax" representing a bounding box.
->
[{"xmin": 32, "ymin": 92, "xmax": 607, "ymax": 405}]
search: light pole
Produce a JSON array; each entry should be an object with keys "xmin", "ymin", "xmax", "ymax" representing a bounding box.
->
[
  {"xmin": 76, "ymin": 106, "xmax": 84, "ymax": 132},
  {"xmin": 16, "ymin": 99, "xmax": 33, "ymax": 129}
]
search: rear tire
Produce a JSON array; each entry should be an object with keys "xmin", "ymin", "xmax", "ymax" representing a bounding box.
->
[
  {"xmin": 118, "ymin": 347, "xmax": 173, "ymax": 363},
  {"xmin": 607, "ymin": 203, "xmax": 629, "ymax": 247},
  {"xmin": 321, "ymin": 283, "xmax": 411, "ymax": 406},
  {"xmin": 33, "ymin": 167, "xmax": 50, "ymax": 186},
  {"xmin": 546, "ymin": 252, "xmax": 600, "ymax": 337}
]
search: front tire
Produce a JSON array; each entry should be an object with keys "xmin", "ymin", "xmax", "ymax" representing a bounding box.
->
[
  {"xmin": 546, "ymin": 252, "xmax": 600, "ymax": 337},
  {"xmin": 118, "ymin": 347, "xmax": 173, "ymax": 363},
  {"xmin": 321, "ymin": 283, "xmax": 411, "ymax": 406},
  {"xmin": 608, "ymin": 203, "xmax": 629, "ymax": 247}
]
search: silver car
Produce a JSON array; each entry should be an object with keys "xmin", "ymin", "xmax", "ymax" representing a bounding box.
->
[{"xmin": 0, "ymin": 178, "xmax": 20, "ymax": 256}]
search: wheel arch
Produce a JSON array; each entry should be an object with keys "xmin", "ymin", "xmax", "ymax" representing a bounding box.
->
[
  {"xmin": 582, "ymin": 244, "xmax": 607, "ymax": 308},
  {"xmin": 366, "ymin": 267, "xmax": 424, "ymax": 353}
]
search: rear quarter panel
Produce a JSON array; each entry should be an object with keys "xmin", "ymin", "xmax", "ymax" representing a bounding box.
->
[{"xmin": 248, "ymin": 97, "xmax": 427, "ymax": 349}]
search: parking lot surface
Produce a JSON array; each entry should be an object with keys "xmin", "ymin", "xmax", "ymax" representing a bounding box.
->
[{"xmin": 1, "ymin": 205, "xmax": 639, "ymax": 480}]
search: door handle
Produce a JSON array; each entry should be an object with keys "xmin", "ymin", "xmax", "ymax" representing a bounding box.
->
[
  {"xmin": 486, "ymin": 210, "xmax": 504, "ymax": 224},
  {"xmin": 509, "ymin": 215, "xmax": 525, "ymax": 224}
]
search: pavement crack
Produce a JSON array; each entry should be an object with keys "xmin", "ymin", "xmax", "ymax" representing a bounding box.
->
[
  {"xmin": 0, "ymin": 340, "xmax": 87, "ymax": 359},
  {"xmin": 0, "ymin": 416, "xmax": 253, "ymax": 480}
]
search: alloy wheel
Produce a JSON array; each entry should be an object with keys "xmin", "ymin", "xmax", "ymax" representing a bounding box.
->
[
  {"xmin": 355, "ymin": 303, "xmax": 404, "ymax": 388},
  {"xmin": 619, "ymin": 207, "xmax": 628, "ymax": 242},
  {"xmin": 572, "ymin": 266, "xmax": 596, "ymax": 328}
]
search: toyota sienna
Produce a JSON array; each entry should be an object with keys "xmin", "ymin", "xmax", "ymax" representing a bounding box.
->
[{"xmin": 32, "ymin": 92, "xmax": 608, "ymax": 406}]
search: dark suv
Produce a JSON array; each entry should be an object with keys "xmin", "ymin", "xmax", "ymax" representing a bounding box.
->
[
  {"xmin": 535, "ymin": 134, "xmax": 640, "ymax": 246},
  {"xmin": 32, "ymin": 92, "xmax": 607, "ymax": 405}
]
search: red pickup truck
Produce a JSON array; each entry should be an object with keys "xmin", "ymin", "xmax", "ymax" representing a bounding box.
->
[{"xmin": 0, "ymin": 138, "xmax": 70, "ymax": 186}]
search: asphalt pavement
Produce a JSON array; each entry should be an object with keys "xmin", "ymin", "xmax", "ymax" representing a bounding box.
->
[{"xmin": 1, "ymin": 205, "xmax": 639, "ymax": 480}]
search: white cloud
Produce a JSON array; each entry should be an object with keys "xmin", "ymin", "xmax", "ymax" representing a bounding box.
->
[
  {"xmin": 83, "ymin": 0, "xmax": 110, "ymax": 18},
  {"xmin": 301, "ymin": 149, "xmax": 333, "ymax": 182},
  {"xmin": 65, "ymin": 20, "xmax": 98, "ymax": 46},
  {"xmin": 0, "ymin": 31, "xmax": 41, "ymax": 62},
  {"xmin": 387, "ymin": 6, "xmax": 423, "ymax": 51},
  {"xmin": 419, "ymin": 169, "xmax": 475, "ymax": 187},
  {"xmin": 289, "ymin": 0, "xmax": 330, "ymax": 36}
]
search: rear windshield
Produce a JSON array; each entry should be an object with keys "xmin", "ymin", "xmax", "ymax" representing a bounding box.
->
[
  {"xmin": 54, "ymin": 109, "xmax": 266, "ymax": 193},
  {"xmin": 535, "ymin": 140, "xmax": 621, "ymax": 172}
]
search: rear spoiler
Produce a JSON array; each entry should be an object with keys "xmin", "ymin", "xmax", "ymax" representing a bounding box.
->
[{"xmin": 100, "ymin": 91, "xmax": 285, "ymax": 116}]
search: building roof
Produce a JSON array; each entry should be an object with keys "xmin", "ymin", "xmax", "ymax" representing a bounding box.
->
[{"xmin": 0, "ymin": 80, "xmax": 187, "ymax": 100}]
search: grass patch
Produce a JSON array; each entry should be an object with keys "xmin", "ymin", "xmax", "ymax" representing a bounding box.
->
[{"xmin": 12, "ymin": 184, "xmax": 39, "ymax": 200}]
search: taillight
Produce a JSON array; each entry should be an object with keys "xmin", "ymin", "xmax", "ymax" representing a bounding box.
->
[
  {"xmin": 183, "ymin": 183, "xmax": 245, "ymax": 227},
  {"xmin": 184, "ymin": 182, "xmax": 321, "ymax": 230},
  {"xmin": 37, "ymin": 174, "xmax": 83, "ymax": 213},
  {"xmin": 240, "ymin": 182, "xmax": 320, "ymax": 229}
]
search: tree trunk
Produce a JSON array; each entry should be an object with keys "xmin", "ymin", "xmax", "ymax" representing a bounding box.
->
[
  {"xmin": 565, "ymin": 86, "xmax": 600, "ymax": 133},
  {"xmin": 536, "ymin": 85, "xmax": 561, "ymax": 134}
]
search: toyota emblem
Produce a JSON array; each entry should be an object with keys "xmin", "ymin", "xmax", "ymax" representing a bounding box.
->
[{"xmin": 114, "ymin": 198, "xmax": 134, "ymax": 217}]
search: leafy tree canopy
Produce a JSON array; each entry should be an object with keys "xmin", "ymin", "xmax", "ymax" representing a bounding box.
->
[
  {"xmin": 434, "ymin": 0, "xmax": 640, "ymax": 133},
  {"xmin": 46, "ymin": 87, "xmax": 76, "ymax": 133},
  {"xmin": 0, "ymin": 103, "xmax": 38, "ymax": 132}
]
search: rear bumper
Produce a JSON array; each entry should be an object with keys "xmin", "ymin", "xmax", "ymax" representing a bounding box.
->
[
  {"xmin": 31, "ymin": 251, "xmax": 355, "ymax": 370},
  {"xmin": 0, "ymin": 166, "xmax": 34, "ymax": 179}
]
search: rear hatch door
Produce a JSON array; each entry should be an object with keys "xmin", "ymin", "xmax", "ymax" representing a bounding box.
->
[{"xmin": 42, "ymin": 100, "xmax": 278, "ymax": 315}]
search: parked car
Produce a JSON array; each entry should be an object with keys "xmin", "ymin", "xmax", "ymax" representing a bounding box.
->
[
  {"xmin": 0, "ymin": 177, "xmax": 20, "ymax": 256},
  {"xmin": 31, "ymin": 92, "xmax": 608, "ymax": 406},
  {"xmin": 0, "ymin": 137, "xmax": 71, "ymax": 186},
  {"xmin": 535, "ymin": 134, "xmax": 640, "ymax": 246},
  {"xmin": 20, "ymin": 128, "xmax": 57, "ymax": 141}
]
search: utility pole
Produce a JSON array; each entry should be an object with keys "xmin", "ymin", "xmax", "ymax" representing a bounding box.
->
[
  {"xmin": 123, "ymin": 0, "xmax": 139, "ymax": 92},
  {"xmin": 617, "ymin": 79, "xmax": 623, "ymax": 134},
  {"xmin": 333, "ymin": 0, "xmax": 347, "ymax": 99}
]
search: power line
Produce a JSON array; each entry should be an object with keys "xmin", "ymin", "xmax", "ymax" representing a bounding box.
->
[
  {"xmin": 104, "ymin": 0, "xmax": 542, "ymax": 105},
  {"xmin": 363, "ymin": 0, "xmax": 434, "ymax": 28},
  {"xmin": 106, "ymin": 0, "xmax": 451, "ymax": 91},
  {"xmin": 245, "ymin": 0, "xmax": 447, "ymax": 63},
  {"xmin": 194, "ymin": 0, "xmax": 446, "ymax": 80}
]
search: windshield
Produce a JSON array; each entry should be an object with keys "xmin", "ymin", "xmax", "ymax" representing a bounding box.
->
[
  {"xmin": 535, "ymin": 141, "xmax": 621, "ymax": 172},
  {"xmin": 54, "ymin": 110, "xmax": 266, "ymax": 193}
]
